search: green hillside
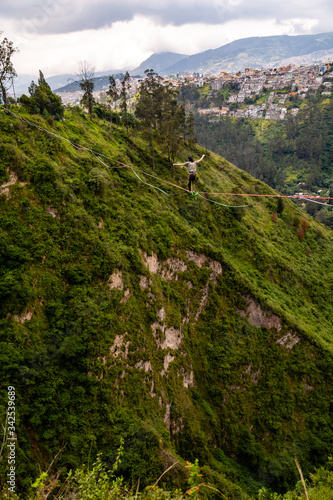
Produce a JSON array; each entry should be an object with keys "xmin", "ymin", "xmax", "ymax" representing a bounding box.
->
[{"xmin": 0, "ymin": 105, "xmax": 333, "ymax": 499}]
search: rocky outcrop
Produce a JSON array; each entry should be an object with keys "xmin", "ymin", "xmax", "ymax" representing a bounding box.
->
[{"xmin": 237, "ymin": 296, "xmax": 282, "ymax": 331}]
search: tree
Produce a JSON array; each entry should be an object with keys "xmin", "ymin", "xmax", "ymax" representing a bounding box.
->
[
  {"xmin": 135, "ymin": 69, "xmax": 185, "ymax": 167},
  {"xmin": 78, "ymin": 61, "xmax": 95, "ymax": 119},
  {"xmin": 0, "ymin": 32, "xmax": 19, "ymax": 108},
  {"xmin": 135, "ymin": 69, "xmax": 164, "ymax": 168},
  {"xmin": 135, "ymin": 69, "xmax": 163, "ymax": 126},
  {"xmin": 120, "ymin": 71, "xmax": 131, "ymax": 128},
  {"xmin": 106, "ymin": 75, "xmax": 119, "ymax": 129},
  {"xmin": 179, "ymin": 83, "xmax": 200, "ymax": 103},
  {"xmin": 157, "ymin": 87, "xmax": 185, "ymax": 167},
  {"xmin": 18, "ymin": 70, "xmax": 64, "ymax": 118}
]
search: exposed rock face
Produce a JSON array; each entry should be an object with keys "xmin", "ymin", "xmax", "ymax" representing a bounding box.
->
[
  {"xmin": 140, "ymin": 250, "xmax": 223, "ymax": 387},
  {"xmin": 120, "ymin": 289, "xmax": 131, "ymax": 303},
  {"xmin": 157, "ymin": 307, "xmax": 166, "ymax": 322},
  {"xmin": 109, "ymin": 333, "xmax": 130, "ymax": 359},
  {"xmin": 142, "ymin": 251, "xmax": 188, "ymax": 280},
  {"xmin": 135, "ymin": 360, "xmax": 152, "ymax": 372},
  {"xmin": 182, "ymin": 369, "xmax": 195, "ymax": 388},
  {"xmin": 142, "ymin": 252, "xmax": 160, "ymax": 274},
  {"xmin": 244, "ymin": 363, "xmax": 261, "ymax": 384},
  {"xmin": 142, "ymin": 250, "xmax": 222, "ymax": 326},
  {"xmin": 139, "ymin": 275, "xmax": 149, "ymax": 290},
  {"xmin": 164, "ymin": 403, "xmax": 172, "ymax": 430},
  {"xmin": 161, "ymin": 258, "xmax": 188, "ymax": 280},
  {"xmin": 237, "ymin": 296, "xmax": 282, "ymax": 331},
  {"xmin": 276, "ymin": 332, "xmax": 300, "ymax": 349},
  {"xmin": 108, "ymin": 270, "xmax": 124, "ymax": 290},
  {"xmin": 151, "ymin": 321, "xmax": 183, "ymax": 351},
  {"xmin": 161, "ymin": 353, "xmax": 175, "ymax": 376},
  {"xmin": 45, "ymin": 206, "xmax": 59, "ymax": 218},
  {"xmin": 13, "ymin": 310, "xmax": 33, "ymax": 323},
  {"xmin": 142, "ymin": 250, "xmax": 223, "ymax": 283},
  {"xmin": 237, "ymin": 297, "xmax": 301, "ymax": 349},
  {"xmin": 0, "ymin": 171, "xmax": 18, "ymax": 197},
  {"xmin": 0, "ymin": 170, "xmax": 28, "ymax": 197},
  {"xmin": 185, "ymin": 251, "xmax": 208, "ymax": 268},
  {"xmin": 185, "ymin": 251, "xmax": 222, "ymax": 281}
]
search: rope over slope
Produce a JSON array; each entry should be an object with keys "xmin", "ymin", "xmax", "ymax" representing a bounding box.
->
[{"xmin": 2, "ymin": 105, "xmax": 333, "ymax": 208}]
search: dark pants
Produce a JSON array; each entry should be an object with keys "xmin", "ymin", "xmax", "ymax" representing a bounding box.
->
[{"xmin": 188, "ymin": 173, "xmax": 196, "ymax": 192}]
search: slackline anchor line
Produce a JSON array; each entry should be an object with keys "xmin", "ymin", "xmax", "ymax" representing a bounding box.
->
[{"xmin": 4, "ymin": 106, "xmax": 329, "ymax": 208}]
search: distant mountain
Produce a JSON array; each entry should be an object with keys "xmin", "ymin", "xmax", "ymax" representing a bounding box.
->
[
  {"xmin": 130, "ymin": 51, "xmax": 188, "ymax": 76},
  {"xmin": 53, "ymin": 53, "xmax": 189, "ymax": 93},
  {"xmin": 12, "ymin": 74, "xmax": 38, "ymax": 96},
  {"xmin": 54, "ymin": 73, "xmax": 126, "ymax": 93},
  {"xmin": 54, "ymin": 52, "xmax": 189, "ymax": 92},
  {"xmin": 160, "ymin": 32, "xmax": 333, "ymax": 74},
  {"xmin": 13, "ymin": 73, "xmax": 79, "ymax": 96},
  {"xmin": 14, "ymin": 70, "xmax": 125, "ymax": 96},
  {"xmin": 45, "ymin": 74, "xmax": 78, "ymax": 91}
]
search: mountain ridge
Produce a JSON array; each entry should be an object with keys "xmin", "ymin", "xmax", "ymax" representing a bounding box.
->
[
  {"xmin": 131, "ymin": 51, "xmax": 188, "ymax": 75},
  {"xmin": 161, "ymin": 32, "xmax": 333, "ymax": 74}
]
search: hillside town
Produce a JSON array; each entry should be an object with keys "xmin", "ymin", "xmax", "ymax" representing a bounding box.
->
[
  {"xmin": 56, "ymin": 61, "xmax": 333, "ymax": 120},
  {"xmin": 191, "ymin": 62, "xmax": 333, "ymax": 119}
]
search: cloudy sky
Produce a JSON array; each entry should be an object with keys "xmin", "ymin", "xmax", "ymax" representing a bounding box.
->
[{"xmin": 1, "ymin": 0, "xmax": 333, "ymax": 77}]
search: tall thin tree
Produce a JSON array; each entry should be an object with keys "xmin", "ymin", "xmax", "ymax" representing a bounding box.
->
[
  {"xmin": 106, "ymin": 75, "xmax": 119, "ymax": 130},
  {"xmin": 158, "ymin": 84, "xmax": 185, "ymax": 167},
  {"xmin": 136, "ymin": 70, "xmax": 185, "ymax": 168},
  {"xmin": 78, "ymin": 61, "xmax": 95, "ymax": 120},
  {"xmin": 135, "ymin": 69, "xmax": 163, "ymax": 169},
  {"xmin": 0, "ymin": 32, "xmax": 18, "ymax": 109}
]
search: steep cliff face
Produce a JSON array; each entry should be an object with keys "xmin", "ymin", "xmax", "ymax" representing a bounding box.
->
[{"xmin": 0, "ymin": 107, "xmax": 333, "ymax": 496}]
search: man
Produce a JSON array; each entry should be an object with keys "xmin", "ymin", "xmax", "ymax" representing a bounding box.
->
[{"xmin": 173, "ymin": 154, "xmax": 205, "ymax": 192}]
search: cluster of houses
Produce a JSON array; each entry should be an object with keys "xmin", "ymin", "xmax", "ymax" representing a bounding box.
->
[
  {"xmin": 57, "ymin": 62, "xmax": 333, "ymax": 120},
  {"xmin": 56, "ymin": 89, "xmax": 110, "ymax": 106},
  {"xmin": 194, "ymin": 62, "xmax": 333, "ymax": 120},
  {"xmin": 58, "ymin": 85, "xmax": 138, "ymax": 107}
]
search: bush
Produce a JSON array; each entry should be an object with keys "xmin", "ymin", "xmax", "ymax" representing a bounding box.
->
[
  {"xmin": 31, "ymin": 158, "xmax": 58, "ymax": 202},
  {"xmin": 87, "ymin": 167, "xmax": 110, "ymax": 195},
  {"xmin": 0, "ymin": 143, "xmax": 26, "ymax": 180}
]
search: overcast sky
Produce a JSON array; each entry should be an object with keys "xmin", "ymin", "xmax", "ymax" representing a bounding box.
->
[{"xmin": 1, "ymin": 0, "xmax": 333, "ymax": 77}]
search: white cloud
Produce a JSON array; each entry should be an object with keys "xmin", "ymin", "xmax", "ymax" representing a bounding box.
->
[
  {"xmin": 2, "ymin": 0, "xmax": 332, "ymax": 34},
  {"xmin": 279, "ymin": 18, "xmax": 319, "ymax": 34},
  {"xmin": 11, "ymin": 16, "xmax": 233, "ymax": 75},
  {"xmin": 215, "ymin": 17, "xmax": 320, "ymax": 42},
  {"xmin": 1, "ymin": 0, "xmax": 332, "ymax": 76}
]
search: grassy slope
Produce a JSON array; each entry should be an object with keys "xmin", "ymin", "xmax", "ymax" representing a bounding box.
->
[{"xmin": 0, "ymin": 106, "xmax": 333, "ymax": 498}]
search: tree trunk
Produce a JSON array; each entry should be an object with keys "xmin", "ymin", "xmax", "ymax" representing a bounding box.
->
[{"xmin": 1, "ymin": 83, "xmax": 7, "ymax": 109}]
